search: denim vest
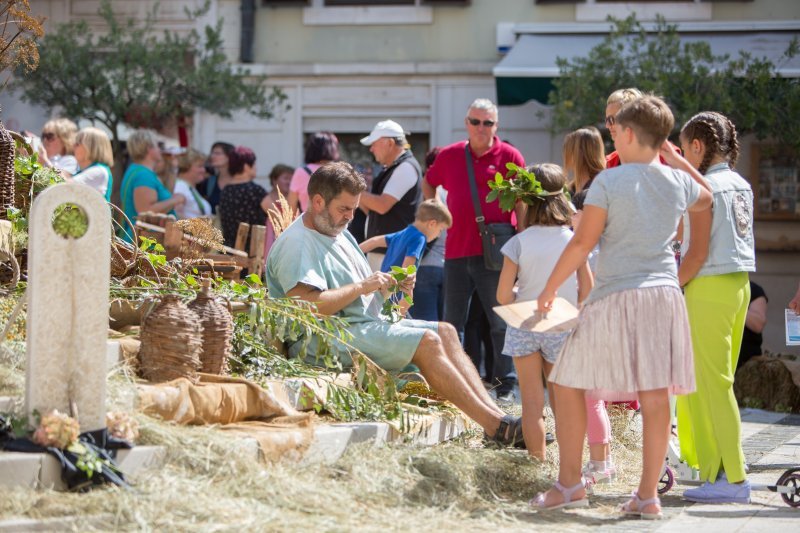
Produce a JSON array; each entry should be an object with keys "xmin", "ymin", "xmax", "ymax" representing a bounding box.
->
[{"xmin": 684, "ymin": 163, "xmax": 755, "ymax": 277}]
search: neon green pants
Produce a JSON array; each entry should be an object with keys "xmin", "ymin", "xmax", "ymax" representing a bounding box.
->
[{"xmin": 677, "ymin": 271, "xmax": 750, "ymax": 483}]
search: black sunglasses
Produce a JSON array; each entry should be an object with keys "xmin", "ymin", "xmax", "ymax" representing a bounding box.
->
[
  {"xmin": 604, "ymin": 115, "xmax": 616, "ymax": 127},
  {"xmin": 41, "ymin": 132, "xmax": 57, "ymax": 141},
  {"xmin": 467, "ymin": 117, "xmax": 496, "ymax": 128}
]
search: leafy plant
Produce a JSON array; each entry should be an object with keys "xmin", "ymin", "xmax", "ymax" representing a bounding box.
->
[
  {"xmin": 486, "ymin": 163, "xmax": 569, "ymax": 212},
  {"xmin": 6, "ymin": 207, "xmax": 27, "ymax": 250},
  {"xmin": 138, "ymin": 236, "xmax": 167, "ymax": 269},
  {"xmin": 14, "ymin": 146, "xmax": 63, "ymax": 199},
  {"xmin": 548, "ymin": 15, "xmax": 800, "ymax": 152},
  {"xmin": 381, "ymin": 265, "xmax": 417, "ymax": 323},
  {"xmin": 51, "ymin": 205, "xmax": 88, "ymax": 239}
]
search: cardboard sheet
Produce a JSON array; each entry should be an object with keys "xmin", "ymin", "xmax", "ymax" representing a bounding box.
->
[{"xmin": 493, "ymin": 297, "xmax": 579, "ymax": 333}]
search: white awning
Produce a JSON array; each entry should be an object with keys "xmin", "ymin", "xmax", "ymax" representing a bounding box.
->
[{"xmin": 494, "ymin": 29, "xmax": 800, "ymax": 105}]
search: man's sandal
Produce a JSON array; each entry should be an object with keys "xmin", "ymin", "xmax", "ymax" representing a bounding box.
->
[
  {"xmin": 620, "ymin": 492, "xmax": 663, "ymax": 520},
  {"xmin": 529, "ymin": 478, "xmax": 589, "ymax": 511},
  {"xmin": 484, "ymin": 414, "xmax": 526, "ymax": 448}
]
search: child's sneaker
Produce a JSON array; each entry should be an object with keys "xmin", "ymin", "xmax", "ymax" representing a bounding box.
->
[{"xmin": 582, "ymin": 461, "xmax": 617, "ymax": 485}]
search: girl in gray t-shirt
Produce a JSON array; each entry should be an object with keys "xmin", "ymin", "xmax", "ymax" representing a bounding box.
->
[{"xmin": 531, "ymin": 95, "xmax": 713, "ymax": 516}]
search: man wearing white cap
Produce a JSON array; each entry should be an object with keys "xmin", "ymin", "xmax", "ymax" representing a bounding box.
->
[{"xmin": 359, "ymin": 120, "xmax": 423, "ymax": 272}]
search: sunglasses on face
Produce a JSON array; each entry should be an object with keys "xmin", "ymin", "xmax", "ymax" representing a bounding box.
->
[
  {"xmin": 467, "ymin": 117, "xmax": 496, "ymax": 128},
  {"xmin": 41, "ymin": 132, "xmax": 57, "ymax": 141},
  {"xmin": 604, "ymin": 115, "xmax": 616, "ymax": 127}
]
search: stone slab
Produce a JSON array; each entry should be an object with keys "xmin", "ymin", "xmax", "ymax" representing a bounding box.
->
[
  {"xmin": 106, "ymin": 340, "xmax": 120, "ymax": 371},
  {"xmin": 0, "ymin": 515, "xmax": 112, "ymax": 532},
  {"xmin": 0, "ymin": 445, "xmax": 165, "ymax": 491},
  {"xmin": 303, "ymin": 412, "xmax": 468, "ymax": 464},
  {"xmin": 0, "ymin": 452, "xmax": 41, "ymax": 488},
  {"xmin": 0, "ymin": 396, "xmax": 17, "ymax": 413}
]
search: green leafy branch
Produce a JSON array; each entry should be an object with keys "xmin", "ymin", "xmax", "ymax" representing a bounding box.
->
[
  {"xmin": 381, "ymin": 265, "xmax": 417, "ymax": 323},
  {"xmin": 486, "ymin": 163, "xmax": 569, "ymax": 211}
]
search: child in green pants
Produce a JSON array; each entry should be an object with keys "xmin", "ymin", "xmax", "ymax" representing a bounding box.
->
[{"xmin": 668, "ymin": 111, "xmax": 756, "ymax": 504}]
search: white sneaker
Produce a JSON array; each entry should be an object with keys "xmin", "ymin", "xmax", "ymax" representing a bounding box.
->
[{"xmin": 582, "ymin": 461, "xmax": 617, "ymax": 485}]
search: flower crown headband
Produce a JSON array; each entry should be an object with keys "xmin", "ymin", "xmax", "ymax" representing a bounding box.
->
[{"xmin": 486, "ymin": 163, "xmax": 570, "ymax": 212}]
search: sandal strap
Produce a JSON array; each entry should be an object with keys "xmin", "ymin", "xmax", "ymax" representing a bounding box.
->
[
  {"xmin": 633, "ymin": 491, "xmax": 661, "ymax": 509},
  {"xmin": 492, "ymin": 415, "xmax": 523, "ymax": 446},
  {"xmin": 554, "ymin": 478, "xmax": 586, "ymax": 504}
]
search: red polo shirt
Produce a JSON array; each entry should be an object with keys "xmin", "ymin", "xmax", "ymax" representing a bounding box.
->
[
  {"xmin": 426, "ymin": 137, "xmax": 525, "ymax": 259},
  {"xmin": 607, "ymin": 141, "xmax": 681, "ymax": 168}
]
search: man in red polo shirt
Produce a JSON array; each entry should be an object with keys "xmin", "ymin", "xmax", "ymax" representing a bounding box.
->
[{"xmin": 423, "ymin": 98, "xmax": 525, "ymax": 403}]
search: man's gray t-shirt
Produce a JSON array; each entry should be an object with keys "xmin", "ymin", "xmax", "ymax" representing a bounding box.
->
[{"xmin": 584, "ymin": 163, "xmax": 701, "ymax": 303}]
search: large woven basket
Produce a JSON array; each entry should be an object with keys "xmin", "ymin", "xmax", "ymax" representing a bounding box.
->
[
  {"xmin": 188, "ymin": 279, "xmax": 233, "ymax": 375},
  {"xmin": 139, "ymin": 294, "xmax": 203, "ymax": 383},
  {"xmin": 0, "ymin": 112, "xmax": 15, "ymax": 218}
]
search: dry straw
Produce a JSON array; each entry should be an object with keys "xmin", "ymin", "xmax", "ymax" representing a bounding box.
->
[
  {"xmin": 175, "ymin": 218, "xmax": 224, "ymax": 260},
  {"xmin": 267, "ymin": 189, "xmax": 295, "ymax": 238},
  {"xmin": 0, "ymin": 356, "xmax": 654, "ymax": 530},
  {"xmin": 138, "ymin": 294, "xmax": 203, "ymax": 383}
]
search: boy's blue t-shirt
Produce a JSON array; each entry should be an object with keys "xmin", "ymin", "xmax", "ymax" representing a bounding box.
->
[{"xmin": 381, "ymin": 224, "xmax": 427, "ymax": 272}]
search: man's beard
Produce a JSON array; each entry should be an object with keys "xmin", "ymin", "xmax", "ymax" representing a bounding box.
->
[{"xmin": 313, "ymin": 209, "xmax": 348, "ymax": 237}]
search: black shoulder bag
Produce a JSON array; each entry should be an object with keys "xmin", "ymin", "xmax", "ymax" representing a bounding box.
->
[{"xmin": 465, "ymin": 144, "xmax": 515, "ymax": 271}]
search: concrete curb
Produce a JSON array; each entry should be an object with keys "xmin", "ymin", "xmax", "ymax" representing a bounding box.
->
[{"xmin": 0, "ymin": 446, "xmax": 166, "ymax": 491}]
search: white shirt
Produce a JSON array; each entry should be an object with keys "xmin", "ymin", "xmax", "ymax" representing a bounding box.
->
[
  {"xmin": 382, "ymin": 160, "xmax": 418, "ymax": 200},
  {"xmin": 501, "ymin": 225, "xmax": 578, "ymax": 306},
  {"xmin": 52, "ymin": 154, "xmax": 79, "ymax": 176},
  {"xmin": 174, "ymin": 179, "xmax": 212, "ymax": 218},
  {"xmin": 364, "ymin": 159, "xmax": 419, "ymax": 236},
  {"xmin": 72, "ymin": 165, "xmax": 110, "ymax": 197}
]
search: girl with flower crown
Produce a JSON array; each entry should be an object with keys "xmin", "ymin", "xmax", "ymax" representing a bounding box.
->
[{"xmin": 495, "ymin": 163, "xmax": 593, "ymax": 460}]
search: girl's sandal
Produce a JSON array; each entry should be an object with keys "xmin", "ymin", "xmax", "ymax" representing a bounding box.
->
[
  {"xmin": 530, "ymin": 478, "xmax": 589, "ymax": 511},
  {"xmin": 620, "ymin": 492, "xmax": 663, "ymax": 520}
]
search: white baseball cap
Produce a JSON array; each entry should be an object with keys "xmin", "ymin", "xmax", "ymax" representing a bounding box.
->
[{"xmin": 360, "ymin": 120, "xmax": 407, "ymax": 146}]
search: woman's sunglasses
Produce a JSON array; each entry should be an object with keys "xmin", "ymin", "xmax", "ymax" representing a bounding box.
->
[{"xmin": 41, "ymin": 132, "xmax": 57, "ymax": 141}]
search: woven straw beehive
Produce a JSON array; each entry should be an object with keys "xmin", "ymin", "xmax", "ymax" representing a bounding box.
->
[
  {"xmin": 188, "ymin": 278, "xmax": 233, "ymax": 375},
  {"xmin": 139, "ymin": 294, "xmax": 203, "ymax": 383}
]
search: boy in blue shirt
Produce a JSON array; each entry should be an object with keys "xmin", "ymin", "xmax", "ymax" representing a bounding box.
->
[{"xmin": 360, "ymin": 199, "xmax": 452, "ymax": 271}]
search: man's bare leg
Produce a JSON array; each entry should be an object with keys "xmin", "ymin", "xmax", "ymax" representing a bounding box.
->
[
  {"xmin": 412, "ymin": 330, "xmax": 502, "ymax": 434},
  {"xmin": 436, "ymin": 322, "xmax": 505, "ymax": 417}
]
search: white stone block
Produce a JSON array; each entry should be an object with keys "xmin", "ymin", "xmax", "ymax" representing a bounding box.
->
[
  {"xmin": 115, "ymin": 446, "xmax": 166, "ymax": 479},
  {"xmin": 0, "ymin": 452, "xmax": 42, "ymax": 488},
  {"xmin": 106, "ymin": 340, "xmax": 120, "ymax": 371},
  {"xmin": 304, "ymin": 425, "xmax": 355, "ymax": 464},
  {"xmin": 26, "ymin": 183, "xmax": 110, "ymax": 432}
]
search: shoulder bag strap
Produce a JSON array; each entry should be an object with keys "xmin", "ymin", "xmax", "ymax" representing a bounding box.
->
[{"xmin": 464, "ymin": 144, "xmax": 488, "ymax": 238}]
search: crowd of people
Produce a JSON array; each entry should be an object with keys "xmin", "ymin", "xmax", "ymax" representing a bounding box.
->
[
  {"xmin": 32, "ymin": 92, "xmax": 793, "ymax": 517},
  {"xmin": 263, "ymin": 93, "xmax": 789, "ymax": 518}
]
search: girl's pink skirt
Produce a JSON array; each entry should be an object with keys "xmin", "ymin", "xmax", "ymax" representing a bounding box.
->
[{"xmin": 549, "ymin": 285, "xmax": 695, "ymax": 402}]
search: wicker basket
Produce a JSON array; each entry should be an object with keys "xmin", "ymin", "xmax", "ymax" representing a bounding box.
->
[
  {"xmin": 139, "ymin": 294, "xmax": 203, "ymax": 383},
  {"xmin": 188, "ymin": 279, "xmax": 233, "ymax": 375},
  {"xmin": 0, "ymin": 113, "xmax": 15, "ymax": 218}
]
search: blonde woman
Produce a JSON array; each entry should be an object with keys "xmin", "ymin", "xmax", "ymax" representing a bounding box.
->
[
  {"xmin": 71, "ymin": 127, "xmax": 114, "ymax": 200},
  {"xmin": 119, "ymin": 130, "xmax": 185, "ymax": 242},
  {"xmin": 39, "ymin": 118, "xmax": 79, "ymax": 176},
  {"xmin": 174, "ymin": 149, "xmax": 212, "ymax": 219}
]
